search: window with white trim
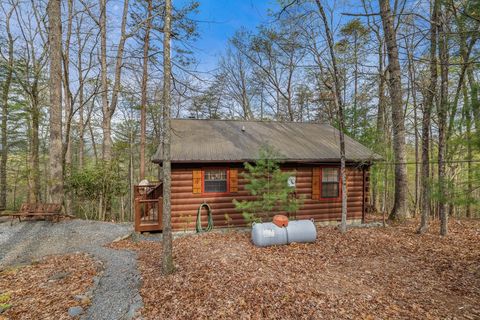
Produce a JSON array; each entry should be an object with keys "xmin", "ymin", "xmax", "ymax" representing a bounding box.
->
[{"xmin": 204, "ymin": 169, "xmax": 228, "ymax": 193}]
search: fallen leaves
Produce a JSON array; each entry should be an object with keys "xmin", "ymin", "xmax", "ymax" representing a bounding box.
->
[
  {"xmin": 113, "ymin": 218, "xmax": 480, "ymax": 319},
  {"xmin": 0, "ymin": 253, "xmax": 99, "ymax": 320}
]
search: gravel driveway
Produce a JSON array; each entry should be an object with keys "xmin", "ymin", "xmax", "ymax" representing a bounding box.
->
[{"xmin": 0, "ymin": 219, "xmax": 142, "ymax": 319}]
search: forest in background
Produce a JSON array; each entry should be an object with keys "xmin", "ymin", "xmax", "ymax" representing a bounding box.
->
[{"xmin": 0, "ymin": 0, "xmax": 479, "ymax": 228}]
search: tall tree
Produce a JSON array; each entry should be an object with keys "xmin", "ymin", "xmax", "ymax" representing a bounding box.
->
[
  {"xmin": 418, "ymin": 0, "xmax": 438, "ymax": 234},
  {"xmin": 437, "ymin": 6, "xmax": 449, "ymax": 236},
  {"xmin": 47, "ymin": 0, "xmax": 63, "ymax": 203},
  {"xmin": 73, "ymin": 9, "xmax": 99, "ymax": 169},
  {"xmin": 162, "ymin": 0, "xmax": 174, "ymax": 275},
  {"xmin": 378, "ymin": 0, "xmax": 408, "ymax": 221},
  {"xmin": 139, "ymin": 0, "xmax": 153, "ymax": 180},
  {"xmin": 75, "ymin": 12, "xmax": 86, "ymax": 169},
  {"xmin": 99, "ymin": 0, "xmax": 130, "ymax": 161},
  {"xmin": 314, "ymin": 0, "xmax": 348, "ymax": 233},
  {"xmin": 62, "ymin": 0, "xmax": 73, "ymax": 214},
  {"xmin": 0, "ymin": 2, "xmax": 16, "ymax": 210},
  {"xmin": 362, "ymin": 0, "xmax": 388, "ymax": 213},
  {"xmin": 218, "ymin": 45, "xmax": 254, "ymax": 119},
  {"xmin": 231, "ymin": 26, "xmax": 304, "ymax": 121},
  {"xmin": 13, "ymin": 1, "xmax": 47, "ymax": 203},
  {"xmin": 62, "ymin": 0, "xmax": 73, "ymax": 171},
  {"xmin": 405, "ymin": 33, "xmax": 420, "ymax": 217},
  {"xmin": 339, "ymin": 19, "xmax": 369, "ymax": 138}
]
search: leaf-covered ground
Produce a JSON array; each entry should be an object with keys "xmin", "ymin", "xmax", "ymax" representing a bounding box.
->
[
  {"xmin": 112, "ymin": 218, "xmax": 480, "ymax": 319},
  {"xmin": 0, "ymin": 253, "xmax": 98, "ymax": 320}
]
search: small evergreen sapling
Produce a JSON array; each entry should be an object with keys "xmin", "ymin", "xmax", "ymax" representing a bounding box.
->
[{"xmin": 234, "ymin": 145, "xmax": 302, "ymax": 223}]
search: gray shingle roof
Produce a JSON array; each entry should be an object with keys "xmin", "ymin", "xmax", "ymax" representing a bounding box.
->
[{"xmin": 152, "ymin": 119, "xmax": 382, "ymax": 163}]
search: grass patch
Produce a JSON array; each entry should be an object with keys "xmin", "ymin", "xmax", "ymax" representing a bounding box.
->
[
  {"xmin": 0, "ymin": 293, "xmax": 11, "ymax": 304},
  {"xmin": 0, "ymin": 303, "xmax": 11, "ymax": 312}
]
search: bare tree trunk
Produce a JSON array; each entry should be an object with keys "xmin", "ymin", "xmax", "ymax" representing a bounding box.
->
[
  {"xmin": 467, "ymin": 63, "xmax": 479, "ymax": 143},
  {"xmin": 444, "ymin": 11, "xmax": 478, "ymax": 219},
  {"xmin": 352, "ymin": 32, "xmax": 358, "ymax": 138},
  {"xmin": 418, "ymin": 0, "xmax": 438, "ymax": 234},
  {"xmin": 0, "ymin": 5, "xmax": 15, "ymax": 210},
  {"xmin": 162, "ymin": 0, "xmax": 174, "ymax": 275},
  {"xmin": 47, "ymin": 0, "xmax": 64, "ymax": 204},
  {"xmin": 374, "ymin": 38, "xmax": 385, "ymax": 212},
  {"xmin": 100, "ymin": 0, "xmax": 129, "ymax": 161},
  {"xmin": 99, "ymin": 0, "xmax": 110, "ymax": 160},
  {"xmin": 62, "ymin": 0, "xmax": 73, "ymax": 171},
  {"xmin": 239, "ymin": 59, "xmax": 253, "ymax": 119},
  {"xmin": 12, "ymin": 167, "xmax": 18, "ymax": 210},
  {"xmin": 429, "ymin": 123, "xmax": 436, "ymax": 219},
  {"xmin": 140, "ymin": 0, "xmax": 153, "ymax": 181},
  {"xmin": 286, "ymin": 54, "xmax": 294, "ymax": 121},
  {"xmin": 62, "ymin": 0, "xmax": 73, "ymax": 214},
  {"xmin": 129, "ymin": 129, "xmax": 134, "ymax": 220},
  {"xmin": 76, "ymin": 18, "xmax": 85, "ymax": 168},
  {"xmin": 30, "ymin": 98, "xmax": 41, "ymax": 203},
  {"xmin": 120, "ymin": 195, "xmax": 125, "ymax": 222},
  {"xmin": 98, "ymin": 0, "xmax": 129, "ymax": 218},
  {"xmin": 315, "ymin": 0, "xmax": 348, "ymax": 233},
  {"xmin": 470, "ymin": 78, "xmax": 480, "ymax": 136},
  {"xmin": 78, "ymin": 100, "xmax": 85, "ymax": 167},
  {"xmin": 12, "ymin": 0, "xmax": 46, "ymax": 204},
  {"xmin": 464, "ymin": 83, "xmax": 472, "ymax": 218},
  {"xmin": 379, "ymin": 0, "xmax": 408, "ymax": 221},
  {"xmin": 88, "ymin": 115, "xmax": 98, "ymax": 161},
  {"xmin": 437, "ymin": 8, "xmax": 448, "ymax": 236},
  {"xmin": 406, "ymin": 47, "xmax": 419, "ymax": 217}
]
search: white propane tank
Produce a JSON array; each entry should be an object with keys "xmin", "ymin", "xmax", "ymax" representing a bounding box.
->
[
  {"xmin": 251, "ymin": 222, "xmax": 288, "ymax": 247},
  {"xmin": 286, "ymin": 220, "xmax": 317, "ymax": 243},
  {"xmin": 251, "ymin": 219, "xmax": 317, "ymax": 247}
]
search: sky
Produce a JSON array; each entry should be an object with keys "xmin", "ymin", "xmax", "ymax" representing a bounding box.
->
[{"xmin": 183, "ymin": 0, "xmax": 277, "ymax": 72}]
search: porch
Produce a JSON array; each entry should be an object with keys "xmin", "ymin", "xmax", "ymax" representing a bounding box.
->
[{"xmin": 134, "ymin": 182, "xmax": 163, "ymax": 232}]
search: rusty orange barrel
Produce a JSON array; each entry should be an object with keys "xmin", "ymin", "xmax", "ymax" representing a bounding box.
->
[{"xmin": 272, "ymin": 215, "xmax": 289, "ymax": 227}]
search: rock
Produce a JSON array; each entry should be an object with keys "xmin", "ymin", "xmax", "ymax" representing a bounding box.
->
[
  {"xmin": 73, "ymin": 295, "xmax": 90, "ymax": 304},
  {"xmin": 68, "ymin": 306, "xmax": 84, "ymax": 317},
  {"xmin": 112, "ymin": 233, "xmax": 132, "ymax": 243},
  {"xmin": 73, "ymin": 295, "xmax": 85, "ymax": 301},
  {"xmin": 349, "ymin": 222, "xmax": 385, "ymax": 228}
]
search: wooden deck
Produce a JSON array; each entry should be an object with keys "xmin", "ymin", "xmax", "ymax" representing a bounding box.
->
[{"xmin": 134, "ymin": 183, "xmax": 163, "ymax": 232}]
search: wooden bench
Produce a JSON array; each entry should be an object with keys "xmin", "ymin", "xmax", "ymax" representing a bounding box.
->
[{"xmin": 11, "ymin": 203, "xmax": 62, "ymax": 225}]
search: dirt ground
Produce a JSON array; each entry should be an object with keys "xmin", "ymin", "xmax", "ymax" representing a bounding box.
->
[
  {"xmin": 112, "ymin": 218, "xmax": 480, "ymax": 320},
  {"xmin": 0, "ymin": 253, "xmax": 98, "ymax": 320}
]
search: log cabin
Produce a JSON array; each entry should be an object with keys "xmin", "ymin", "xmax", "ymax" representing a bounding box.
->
[{"xmin": 134, "ymin": 119, "xmax": 380, "ymax": 232}]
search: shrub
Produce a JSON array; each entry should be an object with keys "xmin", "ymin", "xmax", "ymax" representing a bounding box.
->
[{"xmin": 234, "ymin": 145, "xmax": 303, "ymax": 224}]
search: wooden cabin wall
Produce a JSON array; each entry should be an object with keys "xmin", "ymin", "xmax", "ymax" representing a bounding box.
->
[{"xmin": 170, "ymin": 164, "xmax": 370, "ymax": 231}]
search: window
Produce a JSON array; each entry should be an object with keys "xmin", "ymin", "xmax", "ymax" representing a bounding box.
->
[
  {"xmin": 321, "ymin": 168, "xmax": 339, "ymax": 198},
  {"xmin": 204, "ymin": 169, "xmax": 228, "ymax": 193}
]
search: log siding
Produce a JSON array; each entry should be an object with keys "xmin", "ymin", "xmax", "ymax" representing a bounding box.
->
[{"xmin": 170, "ymin": 163, "xmax": 369, "ymax": 231}]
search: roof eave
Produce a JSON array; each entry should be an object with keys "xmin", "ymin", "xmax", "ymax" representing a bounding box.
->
[{"xmin": 152, "ymin": 158, "xmax": 380, "ymax": 165}]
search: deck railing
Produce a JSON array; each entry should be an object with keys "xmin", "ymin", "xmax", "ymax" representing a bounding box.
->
[{"xmin": 134, "ymin": 182, "xmax": 163, "ymax": 232}]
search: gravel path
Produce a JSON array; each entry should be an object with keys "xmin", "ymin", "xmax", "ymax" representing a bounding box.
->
[{"xmin": 0, "ymin": 219, "xmax": 142, "ymax": 319}]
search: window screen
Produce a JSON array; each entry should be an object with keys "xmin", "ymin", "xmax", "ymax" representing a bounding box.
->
[
  {"xmin": 321, "ymin": 168, "xmax": 339, "ymax": 198},
  {"xmin": 204, "ymin": 169, "xmax": 228, "ymax": 193}
]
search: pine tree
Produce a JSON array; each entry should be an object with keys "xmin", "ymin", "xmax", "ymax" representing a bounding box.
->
[{"xmin": 234, "ymin": 145, "xmax": 302, "ymax": 223}]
